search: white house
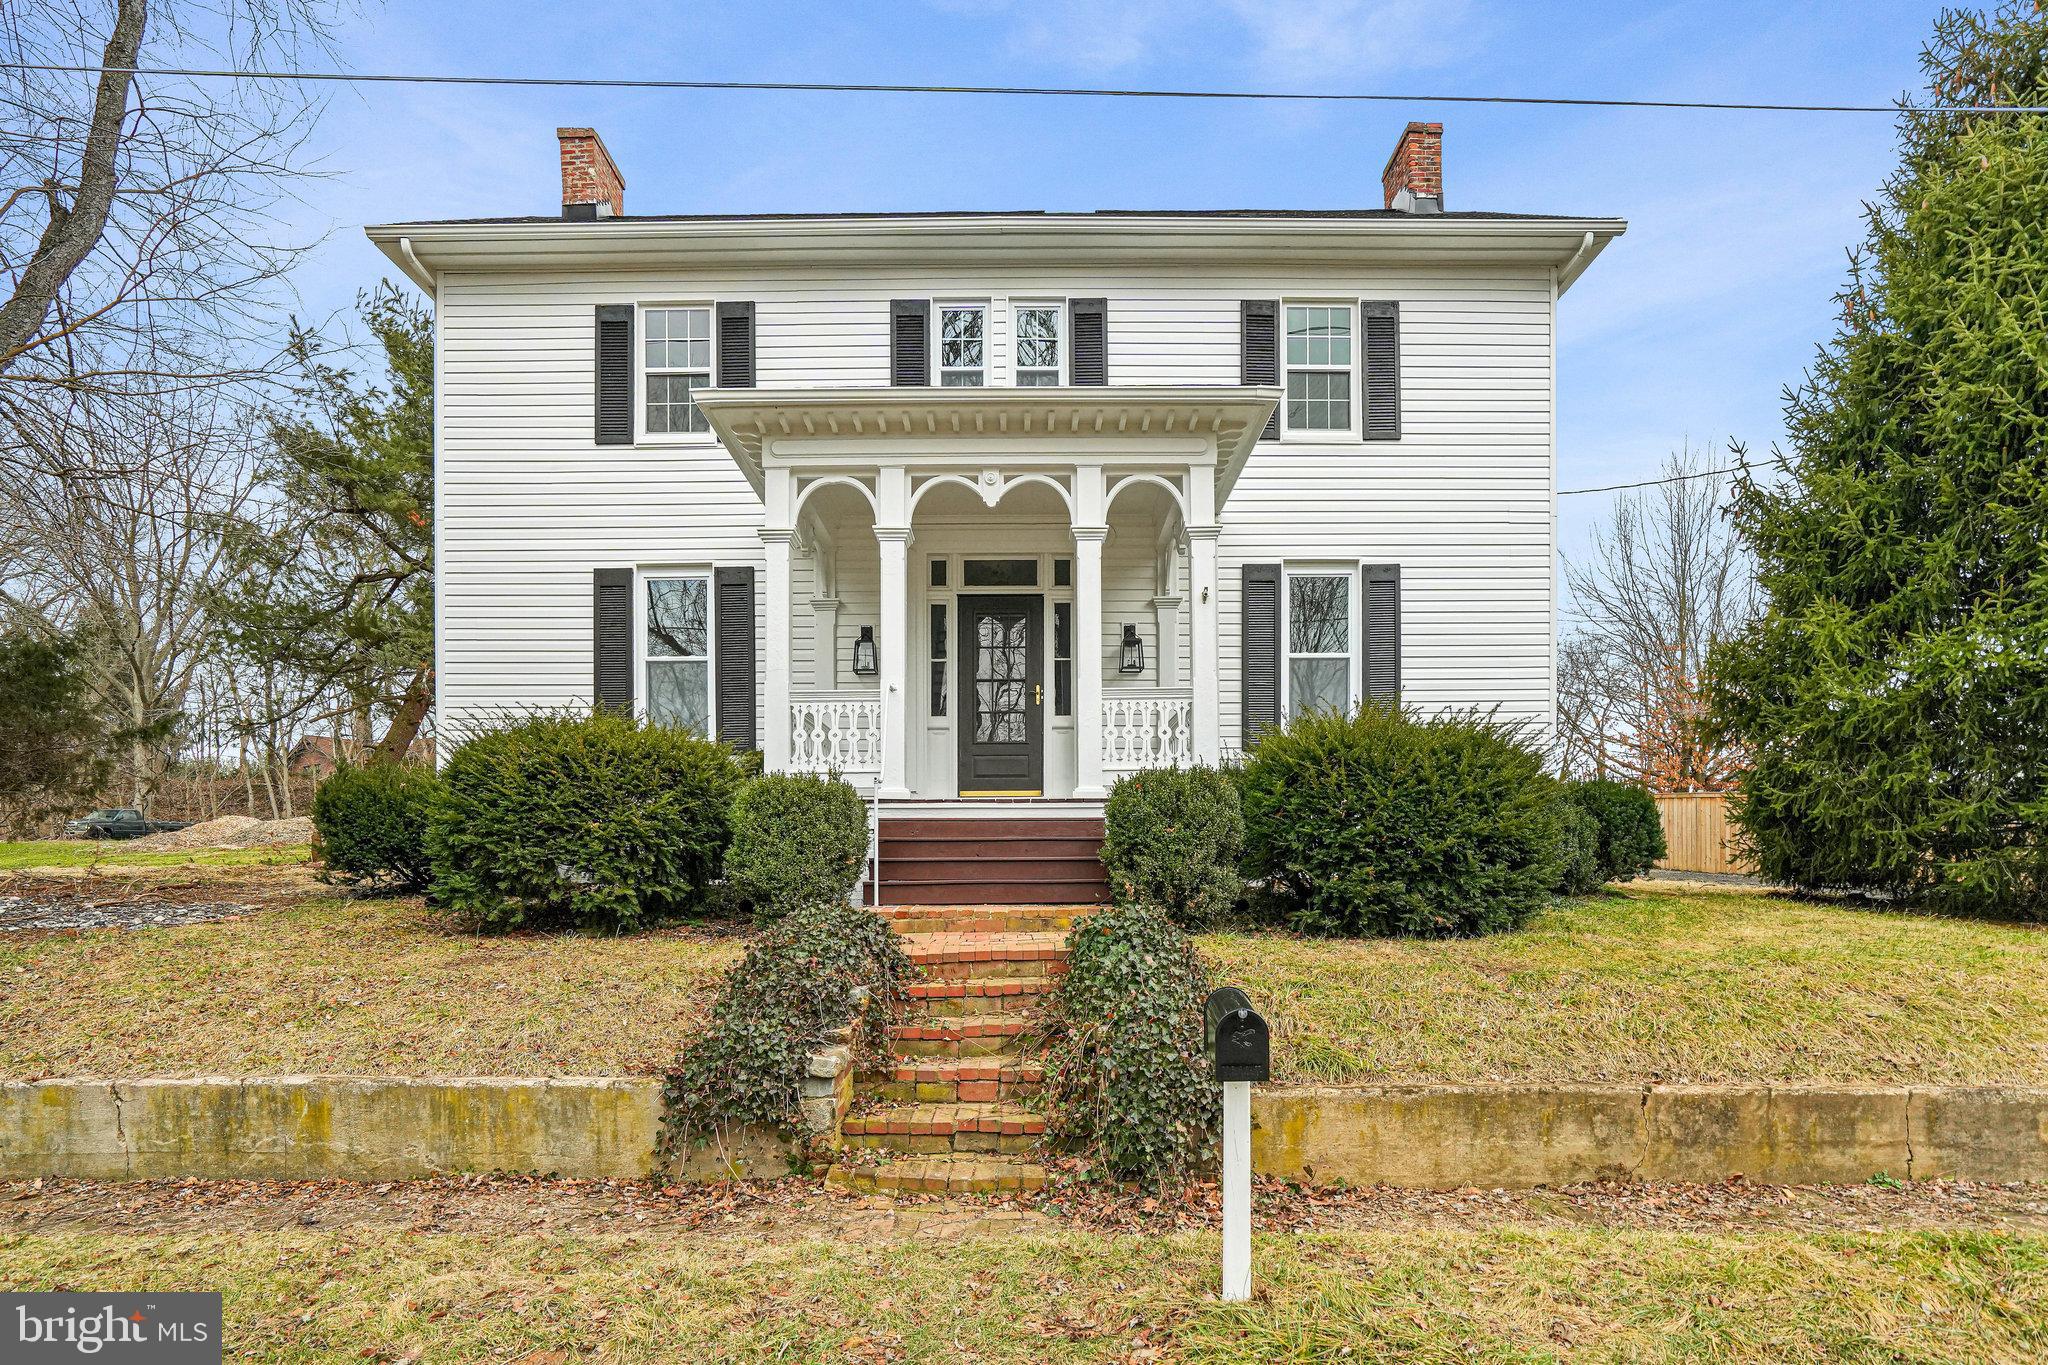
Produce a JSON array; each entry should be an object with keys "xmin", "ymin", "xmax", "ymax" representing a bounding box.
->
[{"xmin": 368, "ymin": 123, "xmax": 1623, "ymax": 902}]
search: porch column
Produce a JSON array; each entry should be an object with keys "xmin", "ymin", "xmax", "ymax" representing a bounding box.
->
[
  {"xmin": 811, "ymin": 597, "xmax": 842, "ymax": 687},
  {"xmin": 761, "ymin": 467, "xmax": 796, "ymax": 773},
  {"xmin": 1072, "ymin": 525, "xmax": 1108, "ymax": 798},
  {"xmin": 1152, "ymin": 594, "xmax": 1183, "ymax": 690},
  {"xmin": 875, "ymin": 528, "xmax": 911, "ymax": 797},
  {"xmin": 1188, "ymin": 525, "xmax": 1221, "ymax": 764}
]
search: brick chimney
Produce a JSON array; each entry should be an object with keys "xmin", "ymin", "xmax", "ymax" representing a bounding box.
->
[
  {"xmin": 558, "ymin": 127, "xmax": 625, "ymax": 219},
  {"xmin": 1381, "ymin": 122, "xmax": 1443, "ymax": 213}
]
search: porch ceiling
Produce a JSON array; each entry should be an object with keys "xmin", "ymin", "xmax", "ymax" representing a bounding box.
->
[{"xmin": 694, "ymin": 384, "xmax": 1280, "ymax": 509}]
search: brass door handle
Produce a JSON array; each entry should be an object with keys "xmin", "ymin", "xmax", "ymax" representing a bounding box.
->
[{"xmin": 1034, "ymin": 683, "xmax": 1043, "ymax": 705}]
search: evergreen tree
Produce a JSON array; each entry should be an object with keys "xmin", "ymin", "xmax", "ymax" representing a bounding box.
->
[
  {"xmin": 0, "ymin": 630, "xmax": 117, "ymax": 831},
  {"xmin": 1707, "ymin": 5, "xmax": 2048, "ymax": 914},
  {"xmin": 217, "ymin": 283, "xmax": 434, "ymax": 764}
]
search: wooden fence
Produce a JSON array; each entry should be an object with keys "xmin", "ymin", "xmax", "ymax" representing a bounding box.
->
[{"xmin": 1652, "ymin": 792, "xmax": 1755, "ymax": 875}]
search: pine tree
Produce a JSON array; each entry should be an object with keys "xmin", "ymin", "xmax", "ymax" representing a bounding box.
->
[
  {"xmin": 1707, "ymin": 4, "xmax": 2048, "ymax": 914},
  {"xmin": 0, "ymin": 630, "xmax": 116, "ymax": 831}
]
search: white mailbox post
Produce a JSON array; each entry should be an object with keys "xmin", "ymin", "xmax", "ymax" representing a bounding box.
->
[{"xmin": 1204, "ymin": 986, "xmax": 1270, "ymax": 1303}]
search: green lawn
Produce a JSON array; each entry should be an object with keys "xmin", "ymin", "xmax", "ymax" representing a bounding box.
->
[
  {"xmin": 1202, "ymin": 884, "xmax": 2048, "ymax": 1087},
  {"xmin": 0, "ymin": 840, "xmax": 312, "ymax": 870},
  {"xmin": 0, "ymin": 896, "xmax": 743, "ymax": 1078},
  {"xmin": 3, "ymin": 1221, "xmax": 2042, "ymax": 1362}
]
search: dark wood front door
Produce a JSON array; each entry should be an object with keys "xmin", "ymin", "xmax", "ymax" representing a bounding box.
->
[{"xmin": 957, "ymin": 594, "xmax": 1045, "ymax": 795}]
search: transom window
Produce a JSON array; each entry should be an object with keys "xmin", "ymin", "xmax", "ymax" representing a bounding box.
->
[
  {"xmin": 938, "ymin": 304, "xmax": 986, "ymax": 387},
  {"xmin": 1285, "ymin": 304, "xmax": 1353, "ymax": 433},
  {"xmin": 644, "ymin": 307, "xmax": 712, "ymax": 435},
  {"xmin": 646, "ymin": 575, "xmax": 711, "ymax": 736},
  {"xmin": 1014, "ymin": 303, "xmax": 1062, "ymax": 386},
  {"xmin": 1286, "ymin": 571, "xmax": 1353, "ymax": 719}
]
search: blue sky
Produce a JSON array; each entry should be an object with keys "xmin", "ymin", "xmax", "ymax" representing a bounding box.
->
[{"xmin": 271, "ymin": 0, "xmax": 1949, "ymax": 566}]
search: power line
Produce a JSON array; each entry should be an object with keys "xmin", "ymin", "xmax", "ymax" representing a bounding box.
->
[
  {"xmin": 6, "ymin": 61, "xmax": 2048, "ymax": 115},
  {"xmin": 1559, "ymin": 464, "xmax": 1751, "ymax": 496}
]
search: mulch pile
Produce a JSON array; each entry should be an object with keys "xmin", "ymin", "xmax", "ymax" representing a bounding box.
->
[{"xmin": 129, "ymin": 816, "xmax": 314, "ymax": 851}]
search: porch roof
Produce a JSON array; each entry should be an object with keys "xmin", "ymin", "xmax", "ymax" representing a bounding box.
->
[{"xmin": 694, "ymin": 383, "xmax": 1281, "ymax": 507}]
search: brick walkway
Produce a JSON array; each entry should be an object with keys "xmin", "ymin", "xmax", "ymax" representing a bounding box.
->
[{"xmin": 828, "ymin": 906, "xmax": 1084, "ymax": 1195}]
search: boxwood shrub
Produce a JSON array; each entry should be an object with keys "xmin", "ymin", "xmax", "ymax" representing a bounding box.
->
[
  {"xmin": 310, "ymin": 762, "xmax": 444, "ymax": 891},
  {"xmin": 1041, "ymin": 902, "xmax": 1218, "ymax": 1186},
  {"xmin": 1238, "ymin": 703, "xmax": 1562, "ymax": 937},
  {"xmin": 1570, "ymin": 780, "xmax": 1667, "ymax": 883},
  {"xmin": 1551, "ymin": 791, "xmax": 1605, "ymax": 897},
  {"xmin": 426, "ymin": 710, "xmax": 749, "ymax": 932},
  {"xmin": 724, "ymin": 772, "xmax": 870, "ymax": 920},
  {"xmin": 1100, "ymin": 765, "xmax": 1244, "ymax": 927}
]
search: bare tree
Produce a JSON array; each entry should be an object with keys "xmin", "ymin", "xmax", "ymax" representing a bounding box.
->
[
  {"xmin": 0, "ymin": 0, "xmax": 345, "ymax": 476},
  {"xmin": 1561, "ymin": 443, "xmax": 1757, "ymax": 790},
  {"xmin": 0, "ymin": 383, "xmax": 262, "ymax": 806}
]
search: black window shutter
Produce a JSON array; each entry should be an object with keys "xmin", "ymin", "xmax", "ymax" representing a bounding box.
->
[
  {"xmin": 1240, "ymin": 299, "xmax": 1279, "ymax": 440},
  {"xmin": 593, "ymin": 567, "xmax": 634, "ymax": 710},
  {"xmin": 1362, "ymin": 301, "xmax": 1401, "ymax": 441},
  {"xmin": 1069, "ymin": 297, "xmax": 1107, "ymax": 385},
  {"xmin": 1241, "ymin": 563, "xmax": 1282, "ymax": 748},
  {"xmin": 594, "ymin": 305, "xmax": 633, "ymax": 445},
  {"xmin": 717, "ymin": 301, "xmax": 756, "ymax": 388},
  {"xmin": 714, "ymin": 566, "xmax": 758, "ymax": 751},
  {"xmin": 890, "ymin": 299, "xmax": 929, "ymax": 386},
  {"xmin": 1362, "ymin": 563, "xmax": 1402, "ymax": 701}
]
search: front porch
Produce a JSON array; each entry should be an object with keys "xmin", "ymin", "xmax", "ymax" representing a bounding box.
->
[{"xmin": 698, "ymin": 385, "xmax": 1276, "ymax": 803}]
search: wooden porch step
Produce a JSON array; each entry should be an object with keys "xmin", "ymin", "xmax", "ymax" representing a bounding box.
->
[
  {"xmin": 878, "ymin": 817, "xmax": 1104, "ymax": 839},
  {"xmin": 826, "ymin": 1153, "xmax": 1050, "ymax": 1195},
  {"xmin": 882, "ymin": 879, "xmax": 1110, "ymax": 906}
]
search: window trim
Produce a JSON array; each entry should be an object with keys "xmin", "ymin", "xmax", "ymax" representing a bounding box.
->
[
  {"xmin": 1011, "ymin": 298, "xmax": 1066, "ymax": 387},
  {"xmin": 1281, "ymin": 299, "xmax": 1359, "ymax": 442},
  {"xmin": 1281, "ymin": 566, "xmax": 1358, "ymax": 720},
  {"xmin": 637, "ymin": 568, "xmax": 716, "ymax": 736},
  {"xmin": 636, "ymin": 302, "xmax": 718, "ymax": 444},
  {"xmin": 933, "ymin": 299, "xmax": 990, "ymax": 388}
]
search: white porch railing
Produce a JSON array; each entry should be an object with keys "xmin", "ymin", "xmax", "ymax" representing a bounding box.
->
[
  {"xmin": 1102, "ymin": 689, "xmax": 1196, "ymax": 771},
  {"xmin": 790, "ymin": 691, "xmax": 884, "ymax": 774}
]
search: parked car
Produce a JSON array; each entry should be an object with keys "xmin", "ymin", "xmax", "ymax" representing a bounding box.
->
[{"xmin": 61, "ymin": 808, "xmax": 193, "ymax": 840}]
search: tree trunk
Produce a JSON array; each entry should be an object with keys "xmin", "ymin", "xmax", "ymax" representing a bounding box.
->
[{"xmin": 368, "ymin": 668, "xmax": 432, "ymax": 766}]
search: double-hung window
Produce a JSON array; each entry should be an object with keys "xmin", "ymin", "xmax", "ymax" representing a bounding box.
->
[
  {"xmin": 645, "ymin": 574, "xmax": 712, "ymax": 736},
  {"xmin": 937, "ymin": 303, "xmax": 986, "ymax": 386},
  {"xmin": 1285, "ymin": 570, "xmax": 1354, "ymax": 719},
  {"xmin": 644, "ymin": 306, "xmax": 713, "ymax": 435},
  {"xmin": 1284, "ymin": 304, "xmax": 1353, "ymax": 435},
  {"xmin": 1014, "ymin": 302, "xmax": 1062, "ymax": 386}
]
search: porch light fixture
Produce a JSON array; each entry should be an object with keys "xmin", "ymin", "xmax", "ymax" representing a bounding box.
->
[
  {"xmin": 852, "ymin": 625, "xmax": 878, "ymax": 675},
  {"xmin": 1119, "ymin": 623, "xmax": 1145, "ymax": 674}
]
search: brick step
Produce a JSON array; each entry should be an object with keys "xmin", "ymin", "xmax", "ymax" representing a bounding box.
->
[
  {"xmin": 880, "ymin": 879, "xmax": 1111, "ymax": 906},
  {"xmin": 863, "ymin": 1059, "xmax": 1044, "ymax": 1104},
  {"xmin": 876, "ymin": 905, "xmax": 1090, "ymax": 934},
  {"xmin": 905, "ymin": 977, "xmax": 1055, "ymax": 1016},
  {"xmin": 901, "ymin": 931, "xmax": 1069, "ymax": 968},
  {"xmin": 839, "ymin": 1102, "xmax": 1046, "ymax": 1154},
  {"xmin": 826, "ymin": 1153, "xmax": 1051, "ymax": 1195},
  {"xmin": 888, "ymin": 1014, "xmax": 1034, "ymax": 1058}
]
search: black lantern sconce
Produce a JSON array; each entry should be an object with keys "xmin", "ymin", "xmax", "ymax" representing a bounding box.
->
[
  {"xmin": 852, "ymin": 625, "xmax": 878, "ymax": 675},
  {"xmin": 1119, "ymin": 623, "xmax": 1145, "ymax": 674}
]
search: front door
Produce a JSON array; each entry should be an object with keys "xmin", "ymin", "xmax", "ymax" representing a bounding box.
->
[{"xmin": 957, "ymin": 594, "xmax": 1045, "ymax": 795}]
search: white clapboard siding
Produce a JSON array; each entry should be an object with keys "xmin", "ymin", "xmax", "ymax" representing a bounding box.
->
[{"xmin": 434, "ymin": 262, "xmax": 1556, "ymax": 745}]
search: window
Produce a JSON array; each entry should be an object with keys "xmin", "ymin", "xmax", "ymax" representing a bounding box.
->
[
  {"xmin": 1052, "ymin": 557, "xmax": 1071, "ymax": 588},
  {"xmin": 963, "ymin": 558, "xmax": 1037, "ymax": 587},
  {"xmin": 929, "ymin": 558, "xmax": 948, "ymax": 588},
  {"xmin": 644, "ymin": 306, "xmax": 712, "ymax": 435},
  {"xmin": 937, "ymin": 304, "xmax": 986, "ymax": 386},
  {"xmin": 646, "ymin": 575, "xmax": 711, "ymax": 735},
  {"xmin": 1286, "ymin": 572, "xmax": 1352, "ymax": 719},
  {"xmin": 1285, "ymin": 304, "xmax": 1353, "ymax": 433},
  {"xmin": 1052, "ymin": 601, "xmax": 1073, "ymax": 717},
  {"xmin": 1014, "ymin": 303, "xmax": 1061, "ymax": 386},
  {"xmin": 929, "ymin": 603, "xmax": 949, "ymax": 717}
]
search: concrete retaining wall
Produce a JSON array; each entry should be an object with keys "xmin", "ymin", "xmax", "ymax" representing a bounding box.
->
[
  {"xmin": 5, "ymin": 1077, "xmax": 2044, "ymax": 1187},
  {"xmin": 1253, "ymin": 1084, "xmax": 2048, "ymax": 1187}
]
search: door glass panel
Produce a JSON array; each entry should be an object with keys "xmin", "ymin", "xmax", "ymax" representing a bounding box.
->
[{"xmin": 974, "ymin": 611, "xmax": 1030, "ymax": 744}]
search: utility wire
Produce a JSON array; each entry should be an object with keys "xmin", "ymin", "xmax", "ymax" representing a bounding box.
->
[
  {"xmin": 1559, "ymin": 464, "xmax": 1753, "ymax": 496},
  {"xmin": 6, "ymin": 61, "xmax": 2048, "ymax": 115}
]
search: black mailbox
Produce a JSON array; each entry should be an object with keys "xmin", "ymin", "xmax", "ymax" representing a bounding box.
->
[{"xmin": 1204, "ymin": 986, "xmax": 1270, "ymax": 1083}]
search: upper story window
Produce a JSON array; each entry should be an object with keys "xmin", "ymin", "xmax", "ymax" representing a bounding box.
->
[
  {"xmin": 1014, "ymin": 303, "xmax": 1062, "ymax": 386},
  {"xmin": 1285, "ymin": 304, "xmax": 1353, "ymax": 434},
  {"xmin": 937, "ymin": 303, "xmax": 986, "ymax": 387},
  {"xmin": 645, "ymin": 574, "xmax": 711, "ymax": 735},
  {"xmin": 644, "ymin": 306, "xmax": 712, "ymax": 435},
  {"xmin": 1285, "ymin": 570, "xmax": 1354, "ymax": 719}
]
